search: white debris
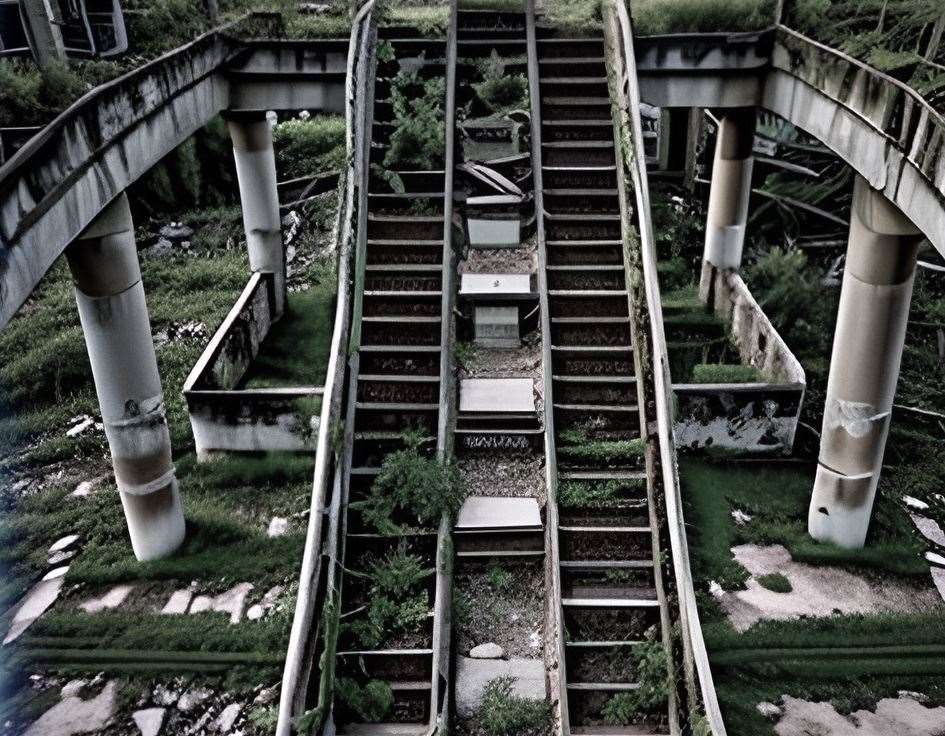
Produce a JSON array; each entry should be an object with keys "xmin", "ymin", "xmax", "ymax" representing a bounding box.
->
[
  {"xmin": 904, "ymin": 495, "xmax": 930, "ymax": 511},
  {"xmin": 246, "ymin": 605, "xmax": 265, "ymax": 621},
  {"xmin": 47, "ymin": 550, "xmax": 77, "ymax": 566},
  {"xmin": 267, "ymin": 517, "xmax": 289, "ymax": 537},
  {"xmin": 79, "ymin": 584, "xmax": 134, "ymax": 614},
  {"xmin": 774, "ymin": 693, "xmax": 945, "ymax": 735},
  {"xmin": 757, "ymin": 701, "xmax": 782, "ymax": 720},
  {"xmin": 527, "ymin": 630, "xmax": 542, "ymax": 649},
  {"xmin": 151, "ymin": 684, "xmax": 180, "ymax": 707},
  {"xmin": 731, "ymin": 509, "xmax": 753, "ymax": 525},
  {"xmin": 23, "ymin": 680, "xmax": 117, "ymax": 736},
  {"xmin": 189, "ymin": 595, "xmax": 212, "ymax": 614},
  {"xmin": 60, "ymin": 680, "xmax": 86, "ymax": 699},
  {"xmin": 3, "ymin": 566, "xmax": 69, "ymax": 645},
  {"xmin": 160, "ymin": 589, "xmax": 193, "ymax": 616},
  {"xmin": 926, "ymin": 551, "xmax": 945, "ymax": 567},
  {"xmin": 215, "ymin": 702, "xmax": 242, "ymax": 732},
  {"xmin": 65, "ymin": 416, "xmax": 96, "ymax": 437},
  {"xmin": 177, "ymin": 688, "xmax": 211, "ymax": 712},
  {"xmin": 49, "ymin": 534, "xmax": 80, "ymax": 553},
  {"xmin": 188, "ymin": 584, "xmax": 253, "ymax": 623},
  {"xmin": 132, "ymin": 707, "xmax": 165, "ymax": 736},
  {"xmin": 709, "ymin": 580, "xmax": 724, "ymax": 598},
  {"xmin": 911, "ymin": 514, "xmax": 945, "ymax": 547}
]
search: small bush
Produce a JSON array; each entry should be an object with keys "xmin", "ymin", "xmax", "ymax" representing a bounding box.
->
[
  {"xmin": 558, "ymin": 429, "xmax": 646, "ymax": 467},
  {"xmin": 335, "ymin": 678, "xmax": 394, "ymax": 722},
  {"xmin": 356, "ymin": 433, "xmax": 465, "ymax": 534},
  {"xmin": 479, "ymin": 676, "xmax": 551, "ymax": 736},
  {"xmin": 757, "ymin": 572, "xmax": 793, "ymax": 593},
  {"xmin": 691, "ymin": 363, "xmax": 762, "ymax": 384},
  {"xmin": 545, "ymin": 0, "xmax": 602, "ymax": 32},
  {"xmin": 602, "ymin": 640, "xmax": 670, "ymax": 724},
  {"xmin": 473, "ymin": 50, "xmax": 528, "ymax": 115},
  {"xmin": 348, "ymin": 591, "xmax": 429, "ymax": 649},
  {"xmin": 384, "ymin": 71, "xmax": 446, "ymax": 171},
  {"xmin": 487, "ymin": 564, "xmax": 513, "ymax": 591},
  {"xmin": 558, "ymin": 478, "xmax": 644, "ymax": 507},
  {"xmin": 369, "ymin": 543, "xmax": 430, "ymax": 596},
  {"xmin": 632, "ymin": 0, "xmax": 776, "ymax": 35}
]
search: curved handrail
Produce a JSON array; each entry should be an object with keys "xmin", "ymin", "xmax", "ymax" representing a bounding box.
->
[
  {"xmin": 608, "ymin": 1, "xmax": 728, "ymax": 733},
  {"xmin": 275, "ymin": 3, "xmax": 374, "ymax": 733}
]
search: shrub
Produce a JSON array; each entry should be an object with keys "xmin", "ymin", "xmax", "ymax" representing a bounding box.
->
[
  {"xmin": 544, "ymin": 0, "xmax": 602, "ymax": 32},
  {"xmin": 356, "ymin": 433, "xmax": 465, "ymax": 534},
  {"xmin": 632, "ymin": 0, "xmax": 776, "ymax": 35},
  {"xmin": 273, "ymin": 115, "xmax": 347, "ymax": 179},
  {"xmin": 757, "ymin": 572, "xmax": 793, "ymax": 593},
  {"xmin": 487, "ymin": 564, "xmax": 513, "ymax": 591},
  {"xmin": 335, "ymin": 678, "xmax": 394, "ymax": 722},
  {"xmin": 473, "ymin": 50, "xmax": 528, "ymax": 115},
  {"xmin": 348, "ymin": 590, "xmax": 429, "ymax": 648},
  {"xmin": 558, "ymin": 429, "xmax": 646, "ymax": 467},
  {"xmin": 602, "ymin": 640, "xmax": 670, "ymax": 724},
  {"xmin": 370, "ymin": 543, "xmax": 430, "ymax": 596},
  {"xmin": 691, "ymin": 363, "xmax": 762, "ymax": 384},
  {"xmin": 479, "ymin": 676, "xmax": 551, "ymax": 736},
  {"xmin": 558, "ymin": 478, "xmax": 644, "ymax": 507},
  {"xmin": 384, "ymin": 71, "xmax": 446, "ymax": 171}
]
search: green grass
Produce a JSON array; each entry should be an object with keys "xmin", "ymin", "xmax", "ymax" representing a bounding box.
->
[
  {"xmin": 273, "ymin": 115, "xmax": 346, "ymax": 180},
  {"xmin": 756, "ymin": 572, "xmax": 792, "ymax": 593},
  {"xmin": 631, "ymin": 0, "xmax": 776, "ymax": 35},
  {"xmin": 691, "ymin": 363, "xmax": 762, "ymax": 384},
  {"xmin": 239, "ymin": 284, "xmax": 336, "ymax": 389},
  {"xmin": 679, "ymin": 456, "xmax": 927, "ymax": 598}
]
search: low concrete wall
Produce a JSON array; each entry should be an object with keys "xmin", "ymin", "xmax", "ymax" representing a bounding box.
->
[
  {"xmin": 183, "ymin": 271, "xmax": 320, "ymax": 454},
  {"xmin": 674, "ymin": 266, "xmax": 806, "ymax": 453}
]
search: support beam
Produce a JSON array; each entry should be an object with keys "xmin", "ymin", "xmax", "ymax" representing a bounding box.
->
[
  {"xmin": 226, "ymin": 113, "xmax": 286, "ymax": 317},
  {"xmin": 66, "ymin": 193, "xmax": 185, "ymax": 562},
  {"xmin": 700, "ymin": 107, "xmax": 756, "ymax": 290},
  {"xmin": 808, "ymin": 176, "xmax": 923, "ymax": 549}
]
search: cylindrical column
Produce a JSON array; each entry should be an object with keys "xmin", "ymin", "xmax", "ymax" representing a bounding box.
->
[
  {"xmin": 808, "ymin": 176, "xmax": 923, "ymax": 549},
  {"xmin": 67, "ymin": 193, "xmax": 185, "ymax": 562},
  {"xmin": 702, "ymin": 108, "xmax": 756, "ymax": 273},
  {"xmin": 226, "ymin": 113, "xmax": 285, "ymax": 317}
]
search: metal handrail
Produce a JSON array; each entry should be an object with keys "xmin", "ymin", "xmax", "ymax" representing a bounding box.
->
[
  {"xmin": 608, "ymin": 1, "xmax": 727, "ymax": 733},
  {"xmin": 275, "ymin": 4, "xmax": 374, "ymax": 733}
]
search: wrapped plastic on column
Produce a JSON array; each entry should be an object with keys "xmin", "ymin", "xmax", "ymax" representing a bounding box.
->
[{"xmin": 67, "ymin": 193, "xmax": 185, "ymax": 562}]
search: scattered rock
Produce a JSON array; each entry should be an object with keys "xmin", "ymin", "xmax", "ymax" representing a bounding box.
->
[
  {"xmin": 60, "ymin": 680, "xmax": 87, "ymax": 699},
  {"xmin": 177, "ymin": 687, "xmax": 211, "ymax": 712},
  {"xmin": 904, "ymin": 495, "xmax": 930, "ymax": 511},
  {"xmin": 469, "ymin": 642, "xmax": 504, "ymax": 659},
  {"xmin": 709, "ymin": 580, "xmax": 723, "ymax": 598},
  {"xmin": 931, "ymin": 567, "xmax": 945, "ymax": 603},
  {"xmin": 23, "ymin": 680, "xmax": 117, "ymax": 736},
  {"xmin": 3, "ymin": 566, "xmax": 69, "ymax": 645},
  {"xmin": 189, "ymin": 595, "xmax": 212, "ymax": 614},
  {"xmin": 70, "ymin": 481, "xmax": 96, "ymax": 498},
  {"xmin": 159, "ymin": 222, "xmax": 194, "ymax": 242},
  {"xmin": 912, "ymin": 514, "xmax": 945, "ymax": 547},
  {"xmin": 926, "ymin": 551, "xmax": 945, "ymax": 567},
  {"xmin": 774, "ymin": 693, "xmax": 945, "ymax": 735},
  {"xmin": 757, "ymin": 701, "xmax": 782, "ymax": 720},
  {"xmin": 267, "ymin": 517, "xmax": 289, "ymax": 537},
  {"xmin": 152, "ymin": 684, "xmax": 180, "ymax": 708},
  {"xmin": 215, "ymin": 702, "xmax": 242, "ymax": 732},
  {"xmin": 898, "ymin": 691, "xmax": 929, "ymax": 704},
  {"xmin": 65, "ymin": 416, "xmax": 99, "ymax": 437},
  {"xmin": 160, "ymin": 589, "xmax": 193, "ymax": 616},
  {"xmin": 132, "ymin": 707, "xmax": 165, "ymax": 736},
  {"xmin": 211, "ymin": 583, "xmax": 253, "ymax": 624},
  {"xmin": 527, "ymin": 630, "xmax": 542, "ymax": 649},
  {"xmin": 49, "ymin": 535, "xmax": 80, "ymax": 554},
  {"xmin": 254, "ymin": 686, "xmax": 278, "ymax": 706},
  {"xmin": 79, "ymin": 584, "xmax": 135, "ymax": 614},
  {"xmin": 246, "ymin": 605, "xmax": 265, "ymax": 621},
  {"xmin": 47, "ymin": 550, "xmax": 77, "ymax": 566}
]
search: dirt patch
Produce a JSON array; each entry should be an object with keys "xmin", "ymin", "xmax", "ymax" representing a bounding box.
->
[
  {"xmin": 460, "ymin": 329, "xmax": 543, "ymax": 383},
  {"xmin": 455, "ymin": 561, "xmax": 545, "ymax": 659},
  {"xmin": 457, "ymin": 449, "xmax": 547, "ymax": 504},
  {"xmin": 718, "ymin": 544, "xmax": 943, "ymax": 632},
  {"xmin": 459, "ymin": 239, "xmax": 538, "ymax": 275},
  {"xmin": 774, "ymin": 694, "xmax": 945, "ymax": 735}
]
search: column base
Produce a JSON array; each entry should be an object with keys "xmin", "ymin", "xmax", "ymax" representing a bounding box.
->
[
  {"xmin": 120, "ymin": 482, "xmax": 186, "ymax": 561},
  {"xmin": 808, "ymin": 464, "xmax": 874, "ymax": 549}
]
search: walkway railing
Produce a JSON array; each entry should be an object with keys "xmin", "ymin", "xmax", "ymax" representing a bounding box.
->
[
  {"xmin": 607, "ymin": 1, "xmax": 727, "ymax": 733},
  {"xmin": 275, "ymin": 4, "xmax": 374, "ymax": 732}
]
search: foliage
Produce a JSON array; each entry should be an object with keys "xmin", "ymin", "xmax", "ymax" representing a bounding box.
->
[
  {"xmin": 355, "ymin": 433, "xmax": 465, "ymax": 534},
  {"xmin": 348, "ymin": 590, "xmax": 429, "ymax": 649},
  {"xmin": 0, "ymin": 59, "xmax": 86, "ymax": 127},
  {"xmin": 479, "ymin": 676, "xmax": 552, "ymax": 736},
  {"xmin": 544, "ymin": 0, "xmax": 603, "ymax": 32},
  {"xmin": 273, "ymin": 115, "xmax": 347, "ymax": 180},
  {"xmin": 756, "ymin": 572, "xmax": 793, "ymax": 593},
  {"xmin": 369, "ymin": 543, "xmax": 430, "ymax": 596},
  {"xmin": 632, "ymin": 0, "xmax": 776, "ymax": 35},
  {"xmin": 455, "ymin": 341, "xmax": 479, "ymax": 370},
  {"xmin": 473, "ymin": 51, "xmax": 529, "ymax": 115},
  {"xmin": 691, "ymin": 363, "xmax": 762, "ymax": 384},
  {"xmin": 335, "ymin": 678, "xmax": 394, "ymax": 722},
  {"xmin": 487, "ymin": 564, "xmax": 513, "ymax": 591},
  {"xmin": 601, "ymin": 640, "xmax": 670, "ymax": 724},
  {"xmin": 384, "ymin": 71, "xmax": 446, "ymax": 171},
  {"xmin": 557, "ymin": 478, "xmax": 644, "ymax": 507},
  {"xmin": 558, "ymin": 429, "xmax": 646, "ymax": 467}
]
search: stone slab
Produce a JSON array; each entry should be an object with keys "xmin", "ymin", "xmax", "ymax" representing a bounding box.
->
[
  {"xmin": 3, "ymin": 566, "xmax": 69, "ymax": 645},
  {"xmin": 132, "ymin": 707, "xmax": 165, "ymax": 736},
  {"xmin": 455, "ymin": 657, "xmax": 545, "ymax": 717},
  {"xmin": 24, "ymin": 681, "xmax": 117, "ymax": 736},
  {"xmin": 460, "ymin": 378, "xmax": 534, "ymax": 414},
  {"xmin": 161, "ymin": 589, "xmax": 193, "ymax": 615},
  {"xmin": 457, "ymin": 496, "xmax": 542, "ymax": 531},
  {"xmin": 460, "ymin": 273, "xmax": 530, "ymax": 296},
  {"xmin": 474, "ymin": 305, "xmax": 520, "ymax": 348}
]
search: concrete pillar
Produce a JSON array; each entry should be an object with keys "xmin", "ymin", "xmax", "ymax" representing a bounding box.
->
[
  {"xmin": 702, "ymin": 108, "xmax": 756, "ymax": 274},
  {"xmin": 226, "ymin": 113, "xmax": 285, "ymax": 317},
  {"xmin": 808, "ymin": 176, "xmax": 923, "ymax": 549},
  {"xmin": 67, "ymin": 193, "xmax": 185, "ymax": 562}
]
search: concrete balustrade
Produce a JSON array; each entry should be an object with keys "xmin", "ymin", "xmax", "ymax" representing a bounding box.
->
[
  {"xmin": 226, "ymin": 112, "xmax": 286, "ymax": 318},
  {"xmin": 808, "ymin": 176, "xmax": 923, "ymax": 549},
  {"xmin": 66, "ymin": 193, "xmax": 185, "ymax": 562}
]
